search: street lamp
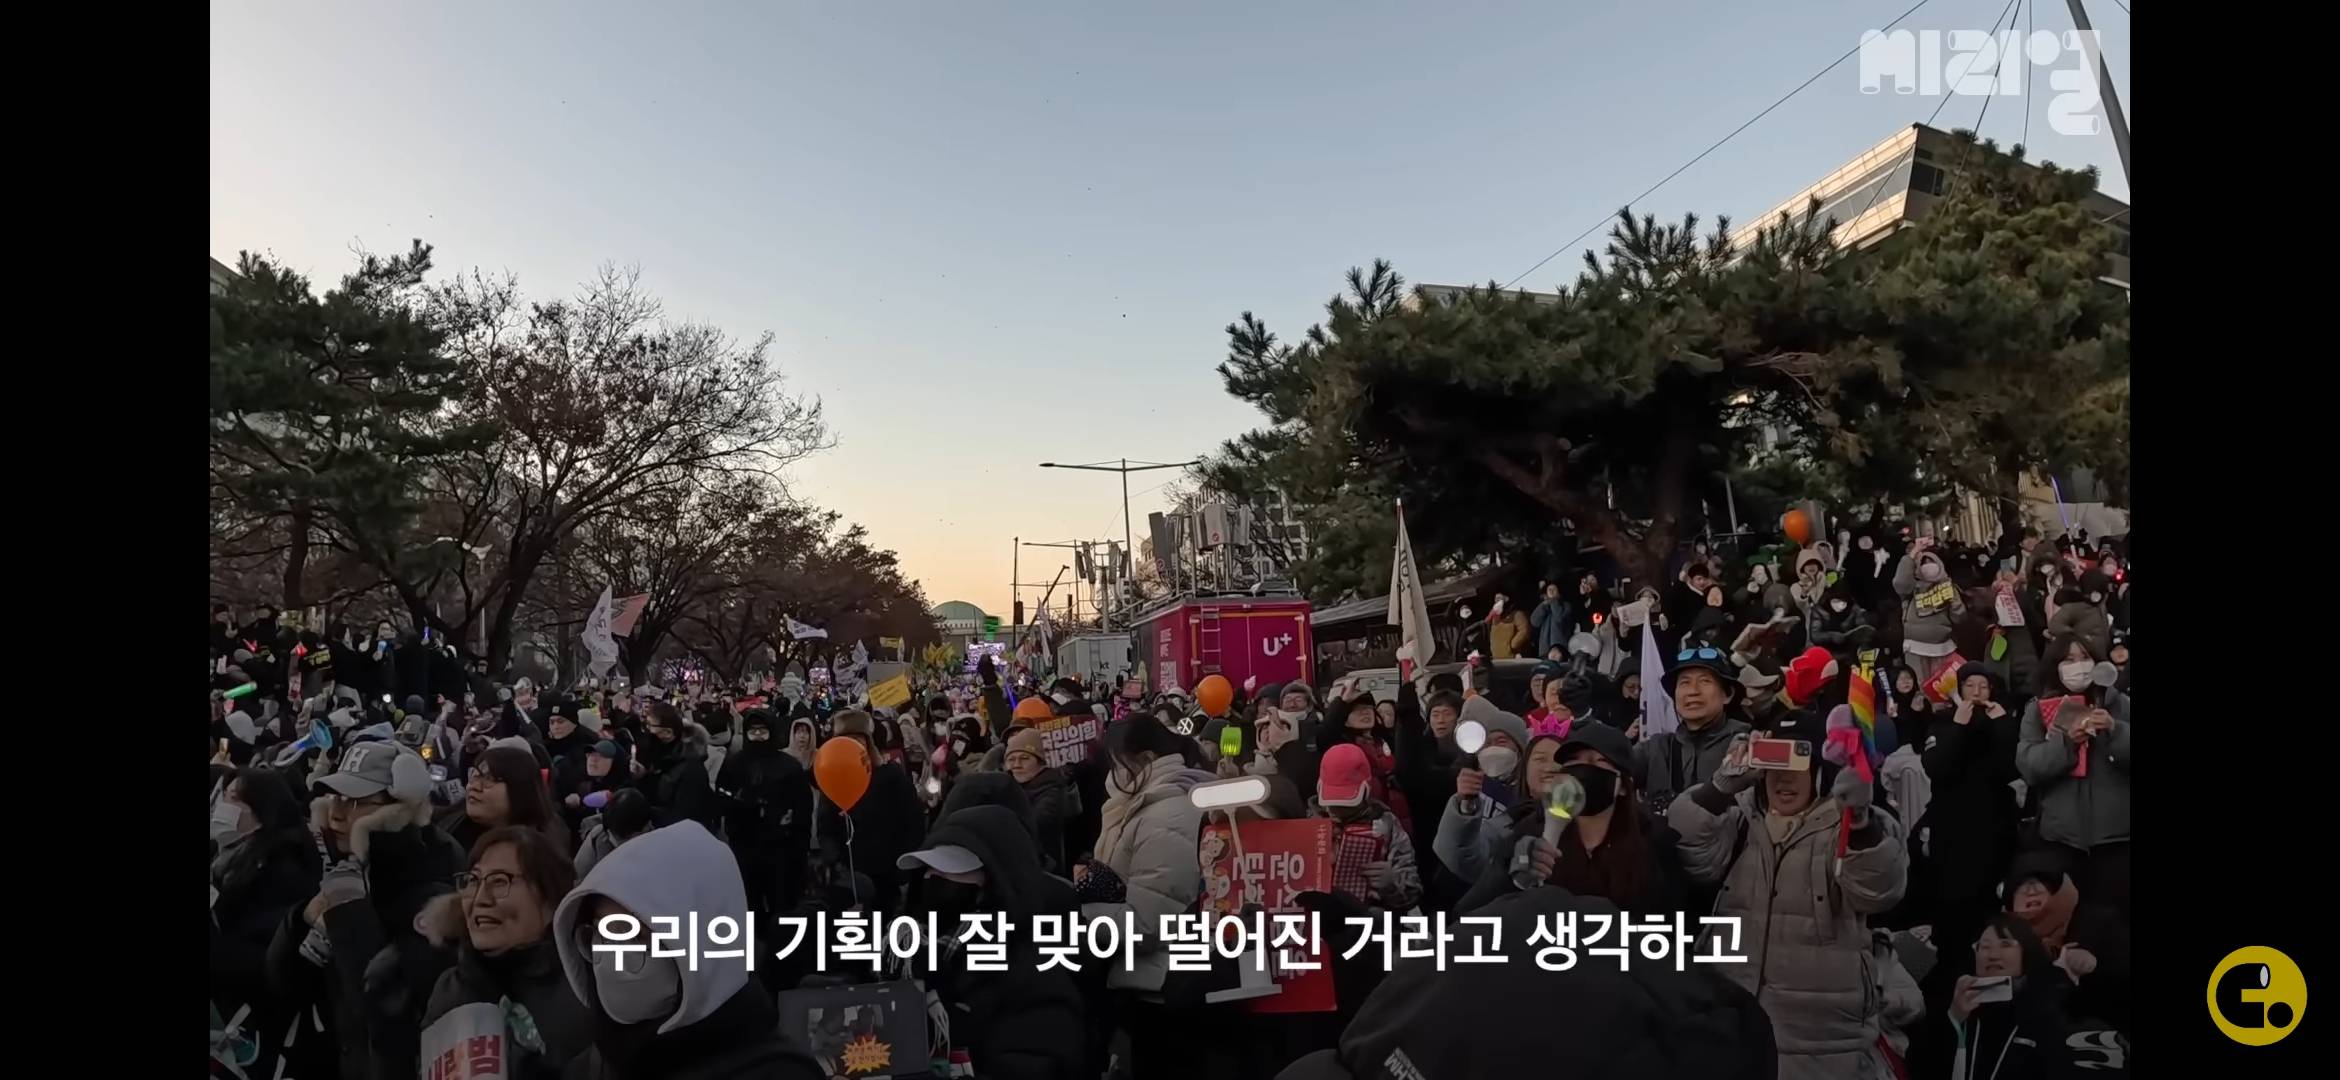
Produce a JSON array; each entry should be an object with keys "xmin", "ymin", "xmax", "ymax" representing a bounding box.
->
[{"xmin": 1037, "ymin": 458, "xmax": 1201, "ymax": 627}]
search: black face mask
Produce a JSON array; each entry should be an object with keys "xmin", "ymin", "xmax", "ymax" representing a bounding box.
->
[
  {"xmin": 922, "ymin": 877, "xmax": 986, "ymax": 922},
  {"xmin": 1562, "ymin": 763, "xmax": 1619, "ymax": 817}
]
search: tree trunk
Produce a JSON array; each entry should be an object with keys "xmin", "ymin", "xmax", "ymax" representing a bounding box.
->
[{"xmin": 283, "ymin": 503, "xmax": 312, "ymax": 612}]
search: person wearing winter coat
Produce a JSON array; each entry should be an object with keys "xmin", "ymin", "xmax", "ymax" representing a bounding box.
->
[
  {"xmin": 1529, "ymin": 580, "xmax": 1574, "ymax": 659},
  {"xmin": 1432, "ymin": 697, "xmax": 1532, "ymax": 891},
  {"xmin": 817, "ymin": 709, "xmax": 928, "ymax": 916},
  {"xmin": 1918, "ymin": 664, "xmax": 2023, "ymax": 978},
  {"xmin": 1805, "ymin": 581, "xmax": 1877, "ymax": 665},
  {"xmin": 898, "ymin": 805, "xmax": 1091, "ymax": 1079},
  {"xmin": 2016, "ymin": 636, "xmax": 2131, "ymax": 915},
  {"xmin": 1312, "ymin": 742, "xmax": 1424, "ymax": 912},
  {"xmin": 1632, "ymin": 646, "xmax": 1754, "ymax": 819},
  {"xmin": 1324, "ymin": 694, "xmax": 1412, "ymax": 834},
  {"xmin": 553, "ymin": 821, "xmax": 823, "ymax": 1080},
  {"xmin": 1946, "ymin": 916, "xmax": 2100, "ymax": 1080},
  {"xmin": 418, "ymin": 826, "xmax": 596, "ymax": 1080},
  {"xmin": 1895, "ymin": 537, "xmax": 1964, "ymax": 685},
  {"xmin": 266, "ymin": 742, "xmax": 466, "ymax": 1080},
  {"xmin": 1003, "ymin": 727, "xmax": 1076, "ymax": 875},
  {"xmin": 1458, "ymin": 720, "xmax": 1689, "ymax": 917},
  {"xmin": 1074, "ymin": 715, "xmax": 1212, "ymax": 1080},
  {"xmin": 1671, "ymin": 712, "xmax": 1909, "ymax": 1080},
  {"xmin": 716, "ymin": 710, "xmax": 813, "ymax": 916},
  {"xmin": 635, "ymin": 702, "xmax": 720, "ymax": 833},
  {"xmin": 2001, "ymin": 854, "xmax": 2131, "ymax": 1034},
  {"xmin": 211, "ymin": 766, "xmax": 324, "ymax": 1080}
]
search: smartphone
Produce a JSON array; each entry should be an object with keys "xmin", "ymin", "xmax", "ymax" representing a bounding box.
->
[
  {"xmin": 1748, "ymin": 737, "xmax": 1813, "ymax": 773},
  {"xmin": 1970, "ymin": 975, "xmax": 2014, "ymax": 1005}
]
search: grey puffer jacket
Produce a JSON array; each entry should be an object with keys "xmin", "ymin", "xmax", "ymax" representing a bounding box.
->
[
  {"xmin": 2015, "ymin": 689, "xmax": 2131, "ymax": 851},
  {"xmin": 1671, "ymin": 785, "xmax": 1909, "ymax": 1080},
  {"xmin": 1893, "ymin": 552, "xmax": 1959, "ymax": 648}
]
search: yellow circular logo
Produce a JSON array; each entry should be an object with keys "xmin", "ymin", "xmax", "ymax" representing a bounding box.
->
[{"xmin": 2207, "ymin": 946, "xmax": 2307, "ymax": 1046}]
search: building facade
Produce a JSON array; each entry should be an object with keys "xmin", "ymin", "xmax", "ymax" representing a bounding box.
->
[{"xmin": 1726, "ymin": 123, "xmax": 2129, "ymax": 288}]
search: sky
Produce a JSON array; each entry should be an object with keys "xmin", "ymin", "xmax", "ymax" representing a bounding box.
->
[{"xmin": 212, "ymin": 0, "xmax": 2130, "ymax": 621}]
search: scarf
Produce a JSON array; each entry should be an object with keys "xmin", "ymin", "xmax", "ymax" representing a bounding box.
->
[{"xmin": 2019, "ymin": 874, "xmax": 2080, "ymax": 951}]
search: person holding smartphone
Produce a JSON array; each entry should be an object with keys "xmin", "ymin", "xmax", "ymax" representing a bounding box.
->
[
  {"xmin": 1670, "ymin": 709, "xmax": 1908, "ymax": 1079},
  {"xmin": 1948, "ymin": 915, "xmax": 2088, "ymax": 1079},
  {"xmin": 2015, "ymin": 636, "xmax": 2131, "ymax": 920}
]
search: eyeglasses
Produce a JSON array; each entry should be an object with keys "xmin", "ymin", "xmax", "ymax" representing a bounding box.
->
[
  {"xmin": 1676, "ymin": 647, "xmax": 1726, "ymax": 663},
  {"xmin": 454, "ymin": 869, "xmax": 519, "ymax": 904},
  {"xmin": 465, "ymin": 770, "xmax": 502, "ymax": 790},
  {"xmin": 330, "ymin": 791, "xmax": 395, "ymax": 810}
]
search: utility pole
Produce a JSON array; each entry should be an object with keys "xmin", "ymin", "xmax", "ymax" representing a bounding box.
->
[
  {"xmin": 1011, "ymin": 536, "xmax": 1019, "ymax": 638},
  {"xmin": 1037, "ymin": 458, "xmax": 1201, "ymax": 629},
  {"xmin": 2063, "ymin": 0, "xmax": 2129, "ymax": 189}
]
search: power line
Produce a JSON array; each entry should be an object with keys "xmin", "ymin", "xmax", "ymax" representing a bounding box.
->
[
  {"xmin": 1844, "ymin": 0, "xmax": 2018, "ymax": 231},
  {"xmin": 1973, "ymin": 0, "xmax": 2026, "ymax": 137},
  {"xmin": 1500, "ymin": 0, "xmax": 1941, "ymax": 290},
  {"xmin": 2106, "ymin": 0, "xmax": 2128, "ymax": 14}
]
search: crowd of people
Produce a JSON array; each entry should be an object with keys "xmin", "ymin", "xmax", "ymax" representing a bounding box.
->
[{"xmin": 208, "ymin": 524, "xmax": 2131, "ymax": 1079}]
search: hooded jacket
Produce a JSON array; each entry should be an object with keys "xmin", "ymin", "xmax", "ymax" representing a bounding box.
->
[
  {"xmin": 638, "ymin": 720, "xmax": 720, "ymax": 833},
  {"xmin": 2016, "ymin": 688, "xmax": 2131, "ymax": 851},
  {"xmin": 552, "ymin": 821, "xmax": 822, "ymax": 1079},
  {"xmin": 914, "ymin": 806, "xmax": 1089, "ymax": 1079},
  {"xmin": 1454, "ymin": 800, "xmax": 1690, "ymax": 919},
  {"xmin": 211, "ymin": 777, "xmax": 326, "ymax": 1079},
  {"xmin": 1488, "ymin": 606, "xmax": 1533, "ymax": 660},
  {"xmin": 715, "ymin": 724, "xmax": 811, "ymax": 856},
  {"xmin": 1276, "ymin": 887, "xmax": 1776, "ymax": 1080},
  {"xmin": 1085, "ymin": 753, "xmax": 1214, "ymax": 993},
  {"xmin": 1922, "ymin": 666, "xmax": 2023, "ymax": 909},
  {"xmin": 1671, "ymin": 783, "xmax": 1909, "ymax": 1080},
  {"xmin": 2046, "ymin": 601, "xmax": 2112, "ymax": 660},
  {"xmin": 1529, "ymin": 592, "xmax": 1574, "ymax": 658},
  {"xmin": 1895, "ymin": 550, "xmax": 1961, "ymax": 650},
  {"xmin": 1632, "ymin": 711, "xmax": 1753, "ymax": 814}
]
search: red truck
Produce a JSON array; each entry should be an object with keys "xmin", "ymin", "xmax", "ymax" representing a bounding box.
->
[{"xmin": 1131, "ymin": 594, "xmax": 1315, "ymax": 699}]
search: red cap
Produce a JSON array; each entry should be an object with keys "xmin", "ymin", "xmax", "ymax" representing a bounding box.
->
[{"xmin": 1317, "ymin": 743, "xmax": 1372, "ymax": 808}]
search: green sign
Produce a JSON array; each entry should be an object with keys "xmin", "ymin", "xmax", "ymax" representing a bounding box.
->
[{"xmin": 982, "ymin": 616, "xmax": 1001, "ymax": 641}]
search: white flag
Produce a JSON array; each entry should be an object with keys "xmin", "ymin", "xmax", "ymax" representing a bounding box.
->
[
  {"xmin": 582, "ymin": 586, "xmax": 619, "ymax": 676},
  {"xmin": 784, "ymin": 615, "xmax": 828, "ymax": 640},
  {"xmin": 852, "ymin": 640, "xmax": 870, "ymax": 671},
  {"xmin": 1638, "ymin": 621, "xmax": 1680, "ymax": 740},
  {"xmin": 1387, "ymin": 500, "xmax": 1436, "ymax": 680}
]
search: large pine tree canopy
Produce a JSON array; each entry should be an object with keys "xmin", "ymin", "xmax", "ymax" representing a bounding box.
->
[{"xmin": 1204, "ymin": 131, "xmax": 2128, "ymax": 595}]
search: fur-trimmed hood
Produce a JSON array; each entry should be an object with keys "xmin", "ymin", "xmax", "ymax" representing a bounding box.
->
[{"xmin": 310, "ymin": 792, "xmax": 435, "ymax": 862}]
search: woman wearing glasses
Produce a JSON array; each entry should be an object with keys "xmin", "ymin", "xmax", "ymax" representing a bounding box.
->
[
  {"xmin": 438, "ymin": 744, "xmax": 573, "ymax": 856},
  {"xmin": 419, "ymin": 827, "xmax": 596, "ymax": 1079}
]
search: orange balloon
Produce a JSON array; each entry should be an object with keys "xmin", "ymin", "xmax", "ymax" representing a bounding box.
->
[
  {"xmin": 813, "ymin": 736, "xmax": 871, "ymax": 811},
  {"xmin": 1781, "ymin": 508, "xmax": 1814, "ymax": 547},
  {"xmin": 1196, "ymin": 674, "xmax": 1234, "ymax": 718}
]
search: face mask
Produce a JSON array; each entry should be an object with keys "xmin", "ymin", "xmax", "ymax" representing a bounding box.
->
[
  {"xmin": 1477, "ymin": 745, "xmax": 1519, "ymax": 781},
  {"xmin": 923, "ymin": 877, "xmax": 986, "ymax": 922},
  {"xmin": 1829, "ymin": 599, "xmax": 1848, "ymax": 613},
  {"xmin": 746, "ymin": 729, "xmax": 771, "ymax": 742},
  {"xmin": 209, "ymin": 801, "xmax": 246, "ymax": 845},
  {"xmin": 2058, "ymin": 660, "xmax": 2095, "ymax": 692},
  {"xmin": 593, "ymin": 951, "xmax": 682, "ymax": 1026},
  {"xmin": 1858, "ymin": 537, "xmax": 1874, "ymax": 551},
  {"xmin": 1279, "ymin": 708, "xmax": 1308, "ymax": 726},
  {"xmin": 1917, "ymin": 561, "xmax": 1944, "ymax": 583},
  {"xmin": 1563, "ymin": 763, "xmax": 1619, "ymax": 816}
]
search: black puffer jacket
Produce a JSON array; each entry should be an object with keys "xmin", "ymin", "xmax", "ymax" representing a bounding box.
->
[
  {"xmin": 639, "ymin": 721, "xmax": 720, "ymax": 832},
  {"xmin": 1276, "ymin": 886, "xmax": 1776, "ymax": 1080},
  {"xmin": 916, "ymin": 805, "xmax": 1089, "ymax": 1080},
  {"xmin": 1922, "ymin": 665, "xmax": 2022, "ymax": 910},
  {"xmin": 265, "ymin": 799, "xmax": 465, "ymax": 1080},
  {"xmin": 420, "ymin": 940, "xmax": 597, "ymax": 1080}
]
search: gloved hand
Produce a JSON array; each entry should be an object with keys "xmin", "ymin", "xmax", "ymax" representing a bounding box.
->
[
  {"xmin": 318, "ymin": 859, "xmax": 368, "ymax": 913},
  {"xmin": 1072, "ymin": 859, "xmax": 1127, "ymax": 905},
  {"xmin": 1364, "ymin": 860, "xmax": 1403, "ymax": 904},
  {"xmin": 1831, "ymin": 766, "xmax": 1874, "ymax": 825},
  {"xmin": 1709, "ymin": 734, "xmax": 1757, "ymax": 796}
]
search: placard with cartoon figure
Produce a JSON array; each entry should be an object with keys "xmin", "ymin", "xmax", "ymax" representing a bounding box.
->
[{"xmin": 1199, "ymin": 817, "xmax": 1337, "ymax": 1013}]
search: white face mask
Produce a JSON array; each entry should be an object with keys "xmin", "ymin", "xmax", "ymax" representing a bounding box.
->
[
  {"xmin": 593, "ymin": 950, "xmax": 683, "ymax": 1026},
  {"xmin": 1477, "ymin": 745, "xmax": 1519, "ymax": 780},
  {"xmin": 1917, "ymin": 561, "xmax": 1944, "ymax": 583},
  {"xmin": 1829, "ymin": 599, "xmax": 1848, "ymax": 613},
  {"xmin": 2058, "ymin": 660, "xmax": 2095, "ymax": 693},
  {"xmin": 209, "ymin": 801, "xmax": 246, "ymax": 846}
]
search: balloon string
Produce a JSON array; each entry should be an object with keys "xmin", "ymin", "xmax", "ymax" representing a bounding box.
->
[{"xmin": 842, "ymin": 813, "xmax": 860, "ymax": 909}]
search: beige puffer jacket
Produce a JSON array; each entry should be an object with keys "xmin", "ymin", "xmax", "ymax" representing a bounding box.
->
[{"xmin": 1670, "ymin": 786, "xmax": 1909, "ymax": 1080}]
